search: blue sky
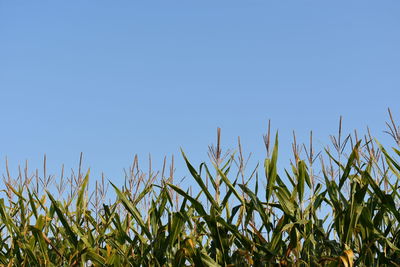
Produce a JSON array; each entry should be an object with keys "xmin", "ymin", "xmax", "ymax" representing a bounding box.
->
[{"xmin": 0, "ymin": 1, "xmax": 399, "ymax": 187}]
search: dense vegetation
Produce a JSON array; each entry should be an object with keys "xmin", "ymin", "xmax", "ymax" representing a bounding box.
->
[{"xmin": 2, "ymin": 114, "xmax": 400, "ymax": 266}]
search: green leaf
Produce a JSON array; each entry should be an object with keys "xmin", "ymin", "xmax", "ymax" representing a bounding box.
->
[
  {"xmin": 181, "ymin": 150, "xmax": 219, "ymax": 209},
  {"xmin": 265, "ymin": 132, "xmax": 279, "ymax": 202},
  {"xmin": 111, "ymin": 182, "xmax": 152, "ymax": 240},
  {"xmin": 167, "ymin": 183, "xmax": 207, "ymax": 216},
  {"xmin": 274, "ymin": 186, "xmax": 296, "ymax": 217},
  {"xmin": 338, "ymin": 141, "xmax": 361, "ymax": 190},
  {"xmin": 76, "ymin": 169, "xmax": 90, "ymax": 224},
  {"xmin": 47, "ymin": 191, "xmax": 78, "ymax": 248}
]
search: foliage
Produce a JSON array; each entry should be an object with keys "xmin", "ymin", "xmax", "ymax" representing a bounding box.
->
[{"xmin": 1, "ymin": 116, "xmax": 400, "ymax": 266}]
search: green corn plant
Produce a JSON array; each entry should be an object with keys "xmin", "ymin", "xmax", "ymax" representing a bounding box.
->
[{"xmin": 2, "ymin": 116, "xmax": 400, "ymax": 266}]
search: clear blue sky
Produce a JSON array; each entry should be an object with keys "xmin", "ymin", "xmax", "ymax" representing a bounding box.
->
[{"xmin": 1, "ymin": 1, "xmax": 399, "ymax": 187}]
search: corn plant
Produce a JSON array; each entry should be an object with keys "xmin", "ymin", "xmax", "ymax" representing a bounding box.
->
[{"xmin": 1, "ymin": 113, "xmax": 400, "ymax": 266}]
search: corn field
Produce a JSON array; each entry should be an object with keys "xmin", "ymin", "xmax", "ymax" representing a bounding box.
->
[{"xmin": 2, "ymin": 114, "xmax": 400, "ymax": 266}]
